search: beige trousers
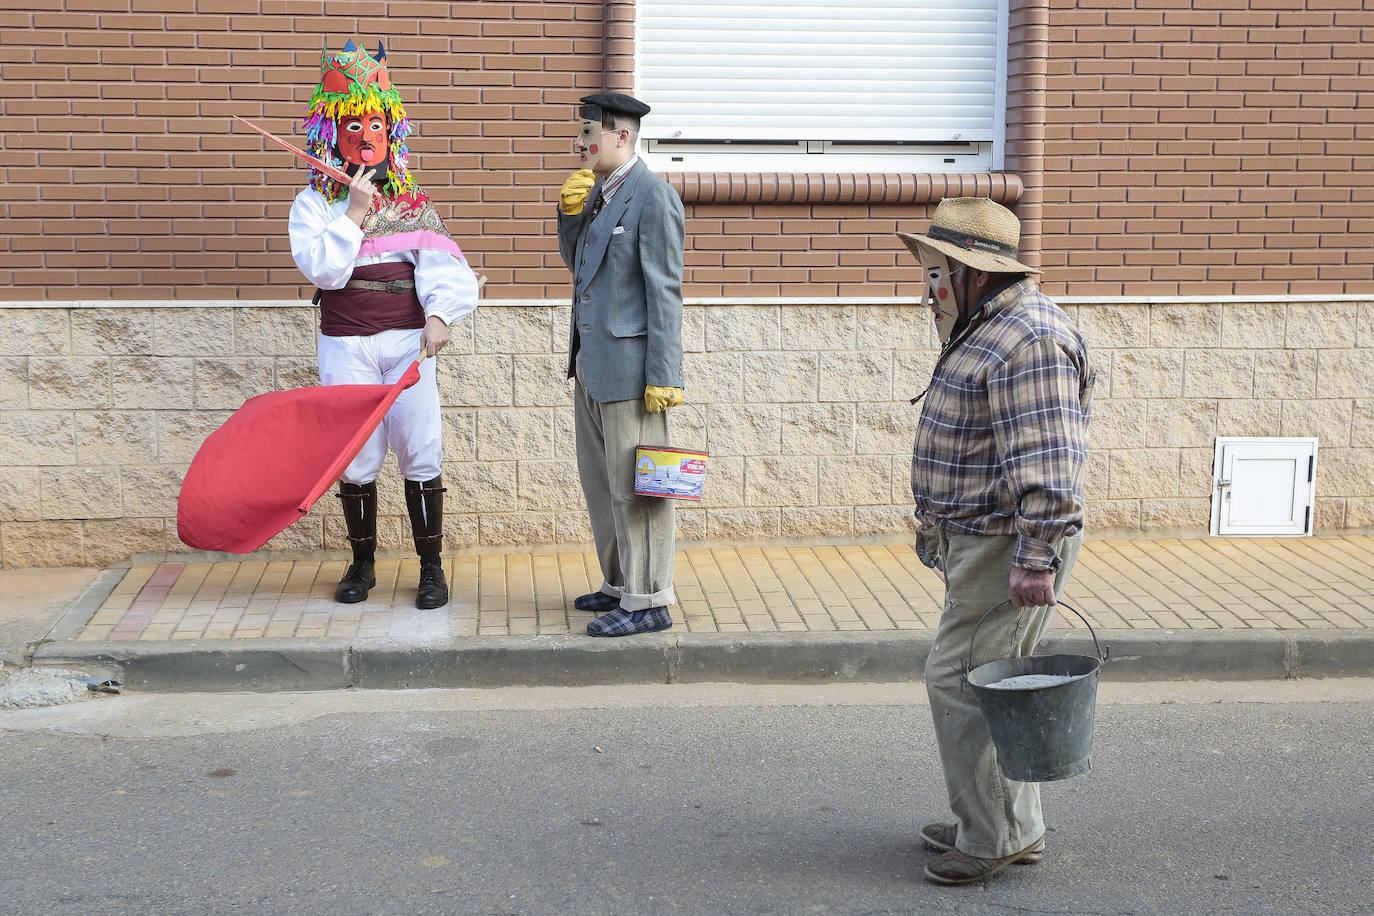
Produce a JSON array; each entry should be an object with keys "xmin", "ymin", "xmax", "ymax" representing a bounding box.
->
[
  {"xmin": 925, "ymin": 529, "xmax": 1083, "ymax": 859},
  {"xmin": 573, "ymin": 360, "xmax": 676, "ymax": 612}
]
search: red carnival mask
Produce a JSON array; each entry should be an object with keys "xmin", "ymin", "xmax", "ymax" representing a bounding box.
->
[{"xmin": 338, "ymin": 110, "xmax": 388, "ymax": 168}]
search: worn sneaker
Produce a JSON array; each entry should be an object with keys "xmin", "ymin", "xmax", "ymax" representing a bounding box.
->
[
  {"xmin": 920, "ymin": 823, "xmax": 1044, "ymax": 864},
  {"xmin": 573, "ymin": 591, "xmax": 621, "ymax": 613},
  {"xmin": 923, "ymin": 839, "xmax": 1046, "ymax": 885},
  {"xmin": 586, "ymin": 606, "xmax": 672, "ymax": 637}
]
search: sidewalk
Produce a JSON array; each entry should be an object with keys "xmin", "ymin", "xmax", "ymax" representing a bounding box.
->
[{"xmin": 6, "ymin": 536, "xmax": 1373, "ymax": 691}]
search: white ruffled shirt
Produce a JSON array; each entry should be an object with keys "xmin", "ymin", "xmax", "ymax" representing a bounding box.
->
[{"xmin": 288, "ymin": 187, "xmax": 479, "ymax": 328}]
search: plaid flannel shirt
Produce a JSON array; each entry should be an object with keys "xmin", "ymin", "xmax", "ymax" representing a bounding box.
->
[{"xmin": 910, "ymin": 277, "xmax": 1094, "ymax": 572}]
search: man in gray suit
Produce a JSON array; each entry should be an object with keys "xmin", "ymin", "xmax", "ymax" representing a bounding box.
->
[{"xmin": 556, "ymin": 92, "xmax": 686, "ymax": 637}]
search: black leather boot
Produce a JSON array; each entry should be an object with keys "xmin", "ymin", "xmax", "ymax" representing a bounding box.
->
[
  {"xmin": 405, "ymin": 475, "xmax": 448, "ymax": 609},
  {"xmin": 335, "ymin": 481, "xmax": 377, "ymax": 603}
]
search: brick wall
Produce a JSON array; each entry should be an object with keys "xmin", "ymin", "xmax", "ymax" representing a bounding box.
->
[
  {"xmin": 0, "ymin": 0, "xmax": 940, "ymax": 301},
  {"xmin": 1039, "ymin": 0, "xmax": 1374, "ymax": 298},
  {"xmin": 2, "ymin": 0, "xmax": 608, "ymax": 300},
  {"xmin": 4, "ymin": 1, "xmax": 1374, "ymax": 568},
  {"xmin": 5, "ymin": 0, "xmax": 1374, "ymax": 300}
]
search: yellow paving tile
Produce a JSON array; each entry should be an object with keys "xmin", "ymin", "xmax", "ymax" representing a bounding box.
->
[
  {"xmin": 64, "ymin": 537, "xmax": 1374, "ymax": 643},
  {"xmin": 106, "ymin": 564, "xmax": 157, "ymax": 597},
  {"xmin": 220, "ymin": 562, "xmax": 268, "ymax": 609}
]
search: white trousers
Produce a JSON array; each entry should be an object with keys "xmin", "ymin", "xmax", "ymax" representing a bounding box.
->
[{"xmin": 317, "ymin": 328, "xmax": 442, "ymax": 485}]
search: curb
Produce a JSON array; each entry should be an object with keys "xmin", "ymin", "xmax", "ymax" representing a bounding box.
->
[
  {"xmin": 29, "ymin": 628, "xmax": 1374, "ymax": 693},
  {"xmin": 0, "ymin": 568, "xmax": 121, "ymax": 669}
]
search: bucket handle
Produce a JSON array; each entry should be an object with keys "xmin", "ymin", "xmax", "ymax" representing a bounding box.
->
[
  {"xmin": 638, "ymin": 403, "xmax": 709, "ymax": 453},
  {"xmin": 963, "ymin": 600, "xmax": 1108, "ymax": 679}
]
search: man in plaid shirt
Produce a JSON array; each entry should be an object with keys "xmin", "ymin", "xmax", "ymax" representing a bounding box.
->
[{"xmin": 896, "ymin": 198, "xmax": 1095, "ymax": 886}]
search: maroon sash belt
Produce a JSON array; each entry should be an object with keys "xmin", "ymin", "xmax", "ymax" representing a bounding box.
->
[{"xmin": 319, "ymin": 262, "xmax": 425, "ymax": 337}]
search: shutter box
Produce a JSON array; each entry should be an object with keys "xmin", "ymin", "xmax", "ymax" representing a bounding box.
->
[
  {"xmin": 635, "ymin": 0, "xmax": 1008, "ymax": 173},
  {"xmin": 1209, "ymin": 437, "xmax": 1318, "ymax": 538}
]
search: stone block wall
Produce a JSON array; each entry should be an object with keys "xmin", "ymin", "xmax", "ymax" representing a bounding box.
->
[
  {"xmin": 1, "ymin": 298, "xmax": 1371, "ymax": 568},
  {"xmin": 1075, "ymin": 298, "xmax": 1374, "ymax": 534}
]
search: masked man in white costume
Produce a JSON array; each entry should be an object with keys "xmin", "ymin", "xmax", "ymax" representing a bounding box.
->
[{"xmin": 288, "ymin": 39, "xmax": 479, "ymax": 609}]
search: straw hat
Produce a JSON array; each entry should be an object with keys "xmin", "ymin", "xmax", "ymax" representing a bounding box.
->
[{"xmin": 896, "ymin": 197, "xmax": 1040, "ymax": 275}]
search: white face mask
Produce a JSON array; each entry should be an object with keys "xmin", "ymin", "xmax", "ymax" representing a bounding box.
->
[
  {"xmin": 917, "ymin": 246, "xmax": 962, "ymax": 342},
  {"xmin": 576, "ymin": 118, "xmax": 606, "ymax": 170}
]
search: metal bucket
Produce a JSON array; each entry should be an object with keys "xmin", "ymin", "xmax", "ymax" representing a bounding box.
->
[{"xmin": 963, "ymin": 601, "xmax": 1108, "ymax": 782}]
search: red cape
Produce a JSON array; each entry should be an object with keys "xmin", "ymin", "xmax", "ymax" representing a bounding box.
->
[{"xmin": 177, "ymin": 361, "xmax": 421, "ymax": 553}]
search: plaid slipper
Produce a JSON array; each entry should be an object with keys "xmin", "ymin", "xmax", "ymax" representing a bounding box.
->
[
  {"xmin": 586, "ymin": 606, "xmax": 673, "ymax": 637},
  {"xmin": 573, "ymin": 591, "xmax": 621, "ymax": 613}
]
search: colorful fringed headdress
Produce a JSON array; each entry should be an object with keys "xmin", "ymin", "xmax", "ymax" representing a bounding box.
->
[{"xmin": 303, "ymin": 39, "xmax": 415, "ymax": 201}]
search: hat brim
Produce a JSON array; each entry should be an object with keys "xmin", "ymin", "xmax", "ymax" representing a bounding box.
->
[{"xmin": 895, "ymin": 231, "xmax": 1041, "ymax": 276}]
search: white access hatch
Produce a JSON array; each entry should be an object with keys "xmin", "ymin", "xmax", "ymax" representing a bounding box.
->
[{"xmin": 1210, "ymin": 437, "xmax": 1318, "ymax": 537}]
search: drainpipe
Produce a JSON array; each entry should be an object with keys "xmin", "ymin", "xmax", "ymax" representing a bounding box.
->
[
  {"xmin": 1005, "ymin": 0, "xmax": 1048, "ymax": 270},
  {"xmin": 603, "ymin": 0, "xmax": 634, "ymax": 93}
]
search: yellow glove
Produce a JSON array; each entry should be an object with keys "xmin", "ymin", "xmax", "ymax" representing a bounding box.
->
[
  {"xmin": 644, "ymin": 385, "xmax": 684, "ymax": 413},
  {"xmin": 559, "ymin": 169, "xmax": 596, "ymax": 215}
]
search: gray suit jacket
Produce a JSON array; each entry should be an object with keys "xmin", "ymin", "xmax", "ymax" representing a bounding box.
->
[{"xmin": 557, "ymin": 158, "xmax": 685, "ymax": 403}]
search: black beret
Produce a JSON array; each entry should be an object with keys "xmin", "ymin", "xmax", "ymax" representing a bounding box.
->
[{"xmin": 578, "ymin": 92, "xmax": 651, "ymax": 121}]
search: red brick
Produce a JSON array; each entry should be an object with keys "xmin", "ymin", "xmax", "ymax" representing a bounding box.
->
[{"xmin": 9, "ymin": 2, "xmax": 1374, "ymax": 300}]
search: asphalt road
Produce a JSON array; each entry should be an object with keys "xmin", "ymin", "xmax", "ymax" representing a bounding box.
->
[{"xmin": 2, "ymin": 680, "xmax": 1370, "ymax": 916}]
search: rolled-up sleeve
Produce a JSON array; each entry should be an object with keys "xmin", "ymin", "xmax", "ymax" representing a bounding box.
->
[
  {"xmin": 413, "ymin": 248, "xmax": 479, "ymax": 327},
  {"xmin": 288, "ymin": 189, "xmax": 363, "ymax": 290},
  {"xmin": 987, "ymin": 336, "xmax": 1090, "ymax": 571}
]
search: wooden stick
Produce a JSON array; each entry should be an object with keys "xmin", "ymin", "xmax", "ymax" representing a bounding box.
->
[{"xmin": 232, "ymin": 115, "xmax": 353, "ymax": 184}]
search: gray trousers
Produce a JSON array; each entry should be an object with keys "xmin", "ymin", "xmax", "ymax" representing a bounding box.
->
[
  {"xmin": 925, "ymin": 529, "xmax": 1083, "ymax": 859},
  {"xmin": 573, "ymin": 361, "xmax": 676, "ymax": 612}
]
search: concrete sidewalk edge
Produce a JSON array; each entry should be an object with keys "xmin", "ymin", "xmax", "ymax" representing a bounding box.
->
[
  {"xmin": 47, "ymin": 569, "xmax": 126, "ymax": 645},
  {"xmin": 29, "ymin": 628, "xmax": 1374, "ymax": 692},
  {"xmin": 0, "ymin": 568, "xmax": 110, "ymax": 668}
]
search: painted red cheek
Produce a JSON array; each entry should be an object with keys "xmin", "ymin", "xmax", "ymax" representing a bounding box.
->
[
  {"xmin": 589, "ymin": 143, "xmax": 599, "ymax": 155},
  {"xmin": 937, "ymin": 288, "xmax": 949, "ymax": 300}
]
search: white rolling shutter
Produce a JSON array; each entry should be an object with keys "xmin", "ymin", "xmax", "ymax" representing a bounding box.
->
[{"xmin": 636, "ymin": 0, "xmax": 1006, "ymax": 145}]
